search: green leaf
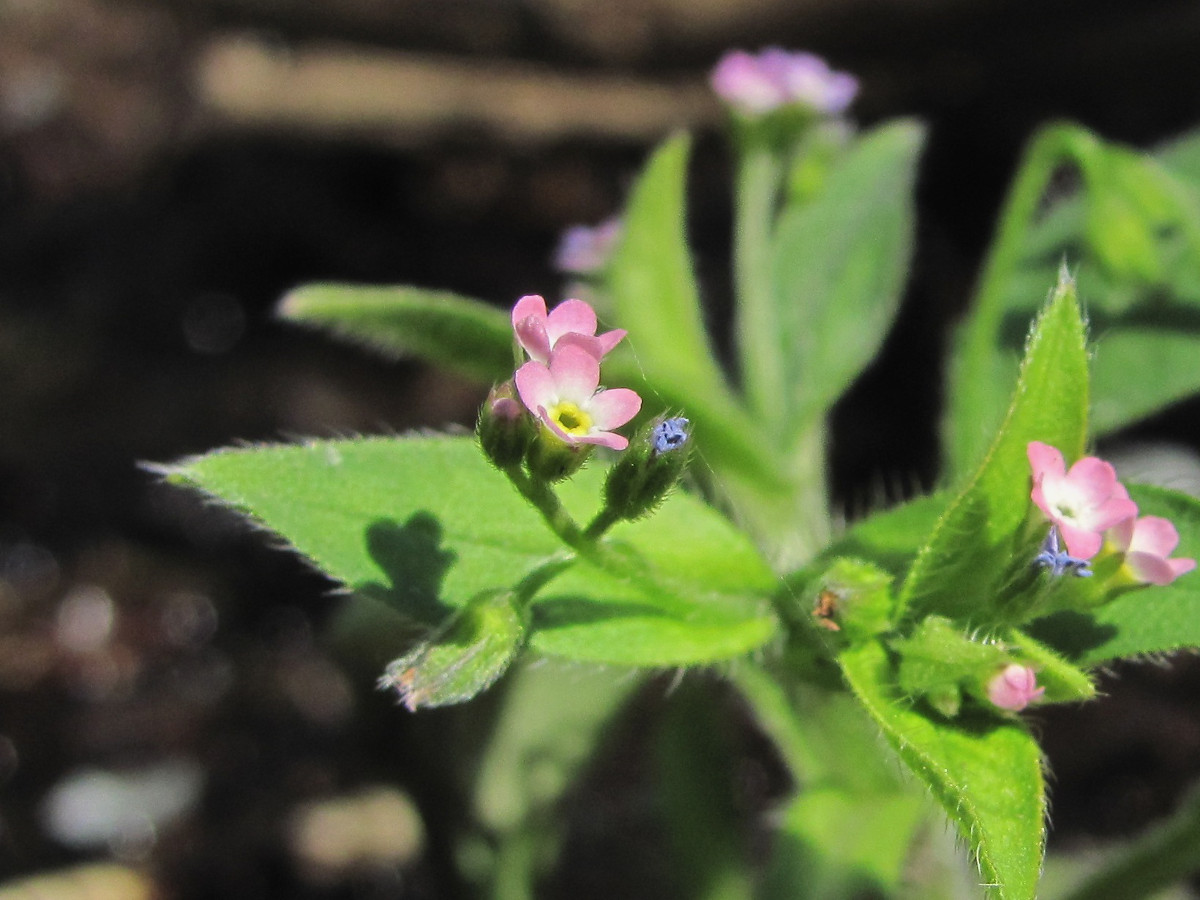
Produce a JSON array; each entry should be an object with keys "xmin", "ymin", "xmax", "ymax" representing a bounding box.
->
[
  {"xmin": 162, "ymin": 435, "xmax": 779, "ymax": 671},
  {"xmin": 603, "ymin": 134, "xmax": 784, "ymax": 495},
  {"xmin": 840, "ymin": 640, "xmax": 1045, "ymax": 900},
  {"xmin": 606, "ymin": 134, "xmax": 733, "ymax": 408},
  {"xmin": 278, "ymin": 283, "xmax": 513, "ymax": 383},
  {"xmin": 900, "ymin": 273, "xmax": 1089, "ymax": 625},
  {"xmin": 760, "ymin": 786, "xmax": 925, "ymax": 900},
  {"xmin": 947, "ymin": 123, "xmax": 1200, "ymax": 475},
  {"xmin": 769, "ymin": 120, "xmax": 925, "ymax": 435},
  {"xmin": 1030, "ymin": 483, "xmax": 1200, "ymax": 665}
]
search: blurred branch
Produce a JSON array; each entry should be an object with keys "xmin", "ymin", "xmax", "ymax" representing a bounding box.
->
[{"xmin": 195, "ymin": 35, "xmax": 719, "ymax": 144}]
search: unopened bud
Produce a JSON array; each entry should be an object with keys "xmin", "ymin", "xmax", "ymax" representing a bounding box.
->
[
  {"xmin": 477, "ymin": 382, "xmax": 533, "ymax": 469},
  {"xmin": 603, "ymin": 416, "xmax": 691, "ymax": 520}
]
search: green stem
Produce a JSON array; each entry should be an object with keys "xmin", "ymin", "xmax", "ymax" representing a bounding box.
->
[
  {"xmin": 732, "ymin": 138, "xmax": 786, "ymax": 428},
  {"xmin": 947, "ymin": 122, "xmax": 1095, "ymax": 475},
  {"xmin": 582, "ymin": 506, "xmax": 621, "ymax": 541},
  {"xmin": 503, "ymin": 465, "xmax": 585, "ymax": 548},
  {"xmin": 1056, "ymin": 786, "xmax": 1200, "ymax": 900}
]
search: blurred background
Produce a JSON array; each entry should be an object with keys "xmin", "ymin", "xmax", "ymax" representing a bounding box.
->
[{"xmin": 5, "ymin": 0, "xmax": 1200, "ymax": 897}]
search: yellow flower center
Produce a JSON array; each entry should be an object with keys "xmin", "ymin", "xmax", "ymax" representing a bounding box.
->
[{"xmin": 548, "ymin": 401, "xmax": 592, "ymax": 436}]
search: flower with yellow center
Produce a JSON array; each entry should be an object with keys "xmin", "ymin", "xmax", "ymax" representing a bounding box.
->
[{"xmin": 514, "ymin": 344, "xmax": 641, "ymax": 450}]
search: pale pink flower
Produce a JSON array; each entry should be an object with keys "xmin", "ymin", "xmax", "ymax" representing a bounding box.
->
[
  {"xmin": 511, "ymin": 294, "xmax": 626, "ymax": 365},
  {"xmin": 1108, "ymin": 515, "xmax": 1197, "ymax": 586},
  {"xmin": 554, "ymin": 217, "xmax": 622, "ymax": 276},
  {"xmin": 1028, "ymin": 441, "xmax": 1138, "ymax": 560},
  {"xmin": 514, "ymin": 344, "xmax": 641, "ymax": 450},
  {"xmin": 710, "ymin": 48, "xmax": 859, "ymax": 117},
  {"xmin": 987, "ymin": 664, "xmax": 1045, "ymax": 712}
]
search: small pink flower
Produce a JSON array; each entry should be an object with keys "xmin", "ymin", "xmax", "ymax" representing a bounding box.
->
[
  {"xmin": 1108, "ymin": 515, "xmax": 1197, "ymax": 586},
  {"xmin": 514, "ymin": 344, "xmax": 641, "ymax": 450},
  {"xmin": 987, "ymin": 664, "xmax": 1045, "ymax": 712},
  {"xmin": 553, "ymin": 217, "xmax": 622, "ymax": 276},
  {"xmin": 1028, "ymin": 441, "xmax": 1138, "ymax": 560},
  {"xmin": 710, "ymin": 48, "xmax": 859, "ymax": 116},
  {"xmin": 511, "ymin": 294, "xmax": 626, "ymax": 365}
]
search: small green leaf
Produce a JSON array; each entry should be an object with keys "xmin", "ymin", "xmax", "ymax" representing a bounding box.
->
[
  {"xmin": 1030, "ymin": 484, "xmax": 1200, "ymax": 665},
  {"xmin": 900, "ymin": 273, "xmax": 1089, "ymax": 625},
  {"xmin": 840, "ymin": 640, "xmax": 1045, "ymax": 900},
  {"xmin": 279, "ymin": 283, "xmax": 513, "ymax": 383},
  {"xmin": 769, "ymin": 120, "xmax": 925, "ymax": 435}
]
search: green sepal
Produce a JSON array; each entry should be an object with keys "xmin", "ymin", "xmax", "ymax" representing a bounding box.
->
[
  {"xmin": 380, "ymin": 588, "xmax": 527, "ymax": 710},
  {"xmin": 891, "ymin": 616, "xmax": 1007, "ymax": 718},
  {"xmin": 1004, "ymin": 627, "xmax": 1095, "ymax": 704}
]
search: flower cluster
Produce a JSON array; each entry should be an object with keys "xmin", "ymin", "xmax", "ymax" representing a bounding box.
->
[
  {"xmin": 710, "ymin": 48, "xmax": 858, "ymax": 117},
  {"xmin": 1028, "ymin": 441, "xmax": 1195, "ymax": 586},
  {"xmin": 510, "ymin": 295, "xmax": 640, "ymax": 451}
]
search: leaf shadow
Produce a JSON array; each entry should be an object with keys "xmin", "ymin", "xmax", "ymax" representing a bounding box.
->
[
  {"xmin": 1024, "ymin": 610, "xmax": 1118, "ymax": 662},
  {"xmin": 356, "ymin": 511, "xmax": 458, "ymax": 628}
]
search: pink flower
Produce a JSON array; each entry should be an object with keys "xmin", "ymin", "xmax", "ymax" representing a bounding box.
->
[
  {"xmin": 553, "ymin": 217, "xmax": 622, "ymax": 276},
  {"xmin": 710, "ymin": 48, "xmax": 859, "ymax": 117},
  {"xmin": 1028, "ymin": 441, "xmax": 1138, "ymax": 560},
  {"xmin": 987, "ymin": 664, "xmax": 1045, "ymax": 712},
  {"xmin": 1108, "ymin": 515, "xmax": 1197, "ymax": 586},
  {"xmin": 514, "ymin": 344, "xmax": 641, "ymax": 450},
  {"xmin": 511, "ymin": 294, "xmax": 626, "ymax": 365}
]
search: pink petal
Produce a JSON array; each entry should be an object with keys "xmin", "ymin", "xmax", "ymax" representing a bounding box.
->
[
  {"xmin": 514, "ymin": 360, "xmax": 556, "ymax": 415},
  {"xmin": 1027, "ymin": 442, "xmax": 1065, "ymax": 481},
  {"xmin": 511, "ymin": 294, "xmax": 547, "ymax": 329},
  {"xmin": 1125, "ymin": 552, "xmax": 1178, "ymax": 587},
  {"xmin": 1170, "ymin": 558, "xmax": 1198, "ymax": 579},
  {"xmin": 1059, "ymin": 522, "xmax": 1103, "ymax": 560},
  {"xmin": 545, "ymin": 299, "xmax": 597, "ymax": 343},
  {"xmin": 586, "ymin": 387, "xmax": 642, "ymax": 430},
  {"xmin": 553, "ymin": 332, "xmax": 604, "ymax": 359},
  {"xmin": 547, "ymin": 345, "xmax": 600, "ymax": 401},
  {"xmin": 515, "ymin": 318, "xmax": 552, "ymax": 363},
  {"xmin": 574, "ymin": 429, "xmax": 628, "ymax": 451},
  {"xmin": 596, "ymin": 328, "xmax": 627, "ymax": 357},
  {"xmin": 1128, "ymin": 516, "xmax": 1181, "ymax": 557},
  {"xmin": 1107, "ymin": 515, "xmax": 1136, "ymax": 552},
  {"xmin": 987, "ymin": 664, "xmax": 1044, "ymax": 712}
]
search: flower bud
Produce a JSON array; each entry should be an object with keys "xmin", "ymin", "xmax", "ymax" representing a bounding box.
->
[
  {"xmin": 602, "ymin": 416, "xmax": 691, "ymax": 520},
  {"xmin": 477, "ymin": 382, "xmax": 533, "ymax": 469}
]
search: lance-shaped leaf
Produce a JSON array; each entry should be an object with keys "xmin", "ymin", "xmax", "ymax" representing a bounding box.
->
[
  {"xmin": 946, "ymin": 123, "xmax": 1200, "ymax": 476},
  {"xmin": 899, "ymin": 272, "xmax": 1089, "ymax": 625},
  {"xmin": 160, "ymin": 436, "xmax": 779, "ymax": 677},
  {"xmin": 1030, "ymin": 483, "xmax": 1200, "ymax": 665},
  {"xmin": 603, "ymin": 133, "xmax": 784, "ymax": 493},
  {"xmin": 279, "ymin": 284, "xmax": 513, "ymax": 384},
  {"xmin": 840, "ymin": 640, "xmax": 1045, "ymax": 900},
  {"xmin": 769, "ymin": 119, "xmax": 924, "ymax": 437}
]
